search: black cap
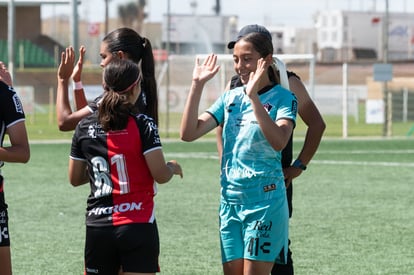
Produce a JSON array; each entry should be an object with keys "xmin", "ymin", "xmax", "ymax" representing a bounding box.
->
[{"xmin": 227, "ymin": 24, "xmax": 272, "ymax": 49}]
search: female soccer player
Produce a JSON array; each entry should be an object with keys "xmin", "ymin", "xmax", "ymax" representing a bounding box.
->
[
  {"xmin": 56, "ymin": 27, "xmax": 159, "ymax": 131},
  {"xmin": 63, "ymin": 58, "xmax": 182, "ymax": 274},
  {"xmin": 0, "ymin": 62, "xmax": 30, "ymax": 275},
  {"xmin": 180, "ymin": 29, "xmax": 297, "ymax": 274}
]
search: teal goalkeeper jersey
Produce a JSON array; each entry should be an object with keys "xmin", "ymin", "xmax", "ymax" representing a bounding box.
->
[{"xmin": 207, "ymin": 84, "xmax": 297, "ymax": 204}]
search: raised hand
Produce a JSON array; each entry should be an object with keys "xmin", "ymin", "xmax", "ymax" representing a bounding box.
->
[
  {"xmin": 71, "ymin": 45, "xmax": 86, "ymax": 82},
  {"xmin": 57, "ymin": 47, "xmax": 76, "ymax": 81},
  {"xmin": 192, "ymin": 54, "xmax": 220, "ymax": 84},
  {"xmin": 244, "ymin": 57, "xmax": 271, "ymax": 98},
  {"xmin": 0, "ymin": 61, "xmax": 12, "ymax": 86}
]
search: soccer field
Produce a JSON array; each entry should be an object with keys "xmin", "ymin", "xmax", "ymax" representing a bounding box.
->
[{"xmin": 3, "ymin": 138, "xmax": 414, "ymax": 274}]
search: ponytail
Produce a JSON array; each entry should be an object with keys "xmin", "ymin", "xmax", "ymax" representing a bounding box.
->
[{"xmin": 140, "ymin": 37, "xmax": 159, "ymax": 125}]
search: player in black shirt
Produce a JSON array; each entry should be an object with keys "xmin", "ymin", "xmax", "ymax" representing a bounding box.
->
[
  {"xmin": 57, "ymin": 27, "xmax": 158, "ymax": 131},
  {"xmin": 0, "ymin": 62, "xmax": 30, "ymax": 275},
  {"xmin": 65, "ymin": 58, "xmax": 182, "ymax": 274}
]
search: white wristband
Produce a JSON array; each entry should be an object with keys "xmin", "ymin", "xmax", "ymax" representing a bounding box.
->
[{"xmin": 73, "ymin": 81, "xmax": 83, "ymax": 90}]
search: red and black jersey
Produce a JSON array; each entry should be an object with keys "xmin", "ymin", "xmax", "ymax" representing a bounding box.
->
[
  {"xmin": 0, "ymin": 81, "xmax": 26, "ymax": 168},
  {"xmin": 70, "ymin": 112, "xmax": 162, "ymax": 227}
]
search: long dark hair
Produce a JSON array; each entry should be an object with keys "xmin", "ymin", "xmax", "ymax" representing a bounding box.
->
[
  {"xmin": 99, "ymin": 59, "xmax": 141, "ymax": 131},
  {"xmin": 102, "ymin": 27, "xmax": 158, "ymax": 125},
  {"xmin": 239, "ymin": 32, "xmax": 281, "ymax": 85}
]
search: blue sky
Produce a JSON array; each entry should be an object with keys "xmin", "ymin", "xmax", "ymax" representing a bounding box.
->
[{"xmin": 41, "ymin": 0, "xmax": 414, "ymax": 28}]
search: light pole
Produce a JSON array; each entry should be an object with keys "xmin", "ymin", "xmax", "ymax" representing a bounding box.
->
[
  {"xmin": 104, "ymin": 0, "xmax": 111, "ymax": 35},
  {"xmin": 7, "ymin": 0, "xmax": 15, "ymax": 82},
  {"xmin": 71, "ymin": 0, "xmax": 79, "ymax": 50},
  {"xmin": 165, "ymin": 0, "xmax": 171, "ymax": 137},
  {"xmin": 382, "ymin": 0, "xmax": 391, "ymax": 137}
]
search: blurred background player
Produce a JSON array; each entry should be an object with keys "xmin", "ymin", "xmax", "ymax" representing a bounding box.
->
[{"xmin": 0, "ymin": 62, "xmax": 31, "ymax": 275}]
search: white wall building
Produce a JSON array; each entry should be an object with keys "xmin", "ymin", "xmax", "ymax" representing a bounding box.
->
[
  {"xmin": 161, "ymin": 14, "xmax": 238, "ymax": 54},
  {"xmin": 315, "ymin": 10, "xmax": 414, "ymax": 62},
  {"xmin": 267, "ymin": 25, "xmax": 316, "ymax": 55}
]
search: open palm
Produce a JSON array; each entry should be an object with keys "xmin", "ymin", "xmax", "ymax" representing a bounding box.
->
[
  {"xmin": 58, "ymin": 47, "xmax": 75, "ymax": 81},
  {"xmin": 192, "ymin": 54, "xmax": 220, "ymax": 83},
  {"xmin": 0, "ymin": 61, "xmax": 12, "ymax": 86},
  {"xmin": 244, "ymin": 58, "xmax": 269, "ymax": 98},
  {"xmin": 71, "ymin": 45, "xmax": 86, "ymax": 82}
]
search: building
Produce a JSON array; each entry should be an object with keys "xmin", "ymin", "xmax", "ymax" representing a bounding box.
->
[
  {"xmin": 0, "ymin": 1, "xmax": 64, "ymax": 68},
  {"xmin": 161, "ymin": 14, "xmax": 238, "ymax": 54},
  {"xmin": 315, "ymin": 10, "xmax": 414, "ymax": 62},
  {"xmin": 267, "ymin": 25, "xmax": 316, "ymax": 55}
]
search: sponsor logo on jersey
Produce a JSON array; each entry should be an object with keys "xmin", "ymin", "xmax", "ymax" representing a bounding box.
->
[
  {"xmin": 0, "ymin": 211, "xmax": 9, "ymax": 242},
  {"xmin": 12, "ymin": 94, "xmax": 24, "ymax": 114},
  {"xmin": 226, "ymin": 103, "xmax": 236, "ymax": 113},
  {"xmin": 88, "ymin": 201, "xmax": 143, "ymax": 216},
  {"xmin": 87, "ymin": 123, "xmax": 104, "ymax": 138},
  {"xmin": 223, "ymin": 159, "xmax": 264, "ymax": 179},
  {"xmin": 263, "ymin": 183, "xmax": 276, "ymax": 192},
  {"xmin": 85, "ymin": 267, "xmax": 99, "ymax": 274},
  {"xmin": 144, "ymin": 116, "xmax": 161, "ymax": 144},
  {"xmin": 263, "ymin": 102, "xmax": 273, "ymax": 112},
  {"xmin": 0, "ymin": 226, "xmax": 9, "ymax": 242},
  {"xmin": 291, "ymin": 100, "xmax": 298, "ymax": 115}
]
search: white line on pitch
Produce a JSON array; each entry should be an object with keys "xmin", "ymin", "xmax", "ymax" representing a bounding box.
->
[
  {"xmin": 312, "ymin": 160, "xmax": 414, "ymax": 167},
  {"xmin": 165, "ymin": 153, "xmax": 414, "ymax": 168}
]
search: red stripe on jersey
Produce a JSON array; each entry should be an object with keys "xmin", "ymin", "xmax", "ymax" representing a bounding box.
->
[{"xmin": 107, "ymin": 117, "xmax": 156, "ymax": 225}]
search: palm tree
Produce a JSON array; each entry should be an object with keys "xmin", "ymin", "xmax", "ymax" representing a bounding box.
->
[{"xmin": 118, "ymin": 0, "xmax": 147, "ymax": 32}]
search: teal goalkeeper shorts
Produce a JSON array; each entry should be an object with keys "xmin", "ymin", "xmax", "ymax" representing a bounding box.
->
[{"xmin": 219, "ymin": 198, "xmax": 289, "ymax": 264}]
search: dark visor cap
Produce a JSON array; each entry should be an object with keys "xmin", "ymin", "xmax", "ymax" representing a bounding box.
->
[{"xmin": 227, "ymin": 24, "xmax": 272, "ymax": 49}]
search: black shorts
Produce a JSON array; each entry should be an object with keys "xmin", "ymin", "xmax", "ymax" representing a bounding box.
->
[
  {"xmin": 0, "ymin": 175, "xmax": 10, "ymax": 247},
  {"xmin": 84, "ymin": 221, "xmax": 160, "ymax": 275}
]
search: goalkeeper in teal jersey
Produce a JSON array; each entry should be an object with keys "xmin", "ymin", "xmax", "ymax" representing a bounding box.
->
[
  {"xmin": 207, "ymin": 84, "xmax": 296, "ymax": 205},
  {"xmin": 180, "ymin": 27, "xmax": 297, "ymax": 275}
]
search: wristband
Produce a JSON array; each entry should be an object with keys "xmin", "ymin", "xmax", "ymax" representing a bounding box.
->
[
  {"xmin": 73, "ymin": 81, "xmax": 83, "ymax": 90},
  {"xmin": 292, "ymin": 159, "xmax": 307, "ymax": 170}
]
